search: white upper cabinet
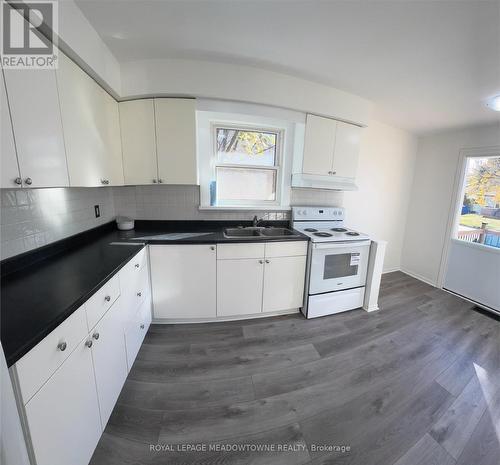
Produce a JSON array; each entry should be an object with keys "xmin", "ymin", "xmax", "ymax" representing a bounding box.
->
[
  {"xmin": 332, "ymin": 121, "xmax": 361, "ymax": 179},
  {"xmin": 302, "ymin": 114, "xmax": 337, "ymax": 176},
  {"xmin": 0, "ymin": 70, "xmax": 20, "ymax": 188},
  {"xmin": 119, "ymin": 99, "xmax": 158, "ymax": 185},
  {"xmin": 155, "ymin": 98, "xmax": 197, "ymax": 185},
  {"xmin": 302, "ymin": 114, "xmax": 361, "ymax": 181},
  {"xmin": 57, "ymin": 53, "xmax": 123, "ymax": 187},
  {"xmin": 3, "ymin": 68, "xmax": 69, "ymax": 188}
]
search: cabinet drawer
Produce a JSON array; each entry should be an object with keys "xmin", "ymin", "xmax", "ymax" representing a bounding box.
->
[
  {"xmin": 120, "ymin": 249, "xmax": 149, "ymax": 318},
  {"xmin": 121, "ymin": 247, "xmax": 147, "ymax": 275},
  {"xmin": 15, "ymin": 304, "xmax": 88, "ymax": 404},
  {"xmin": 265, "ymin": 241, "xmax": 308, "ymax": 258},
  {"xmin": 85, "ymin": 274, "xmax": 120, "ymax": 330},
  {"xmin": 217, "ymin": 243, "xmax": 265, "ymax": 260}
]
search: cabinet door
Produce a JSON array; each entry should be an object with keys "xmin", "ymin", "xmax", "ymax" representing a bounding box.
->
[
  {"xmin": 302, "ymin": 114, "xmax": 336, "ymax": 176},
  {"xmin": 150, "ymin": 244, "xmax": 216, "ymax": 319},
  {"xmin": 57, "ymin": 53, "xmax": 123, "ymax": 186},
  {"xmin": 24, "ymin": 338, "xmax": 102, "ymax": 465},
  {"xmin": 90, "ymin": 300, "xmax": 128, "ymax": 428},
  {"xmin": 119, "ymin": 99, "xmax": 158, "ymax": 185},
  {"xmin": 4, "ymin": 68, "xmax": 68, "ymax": 188},
  {"xmin": 331, "ymin": 121, "xmax": 361, "ymax": 179},
  {"xmin": 125, "ymin": 293, "xmax": 152, "ymax": 371},
  {"xmin": 217, "ymin": 258, "xmax": 264, "ymax": 316},
  {"xmin": 155, "ymin": 98, "xmax": 197, "ymax": 184},
  {"xmin": 102, "ymin": 92, "xmax": 124, "ymax": 186},
  {"xmin": 0, "ymin": 70, "xmax": 20, "ymax": 188},
  {"xmin": 263, "ymin": 256, "xmax": 307, "ymax": 313}
]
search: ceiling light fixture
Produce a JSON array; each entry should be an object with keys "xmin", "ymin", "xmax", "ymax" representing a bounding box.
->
[{"xmin": 485, "ymin": 95, "xmax": 500, "ymax": 111}]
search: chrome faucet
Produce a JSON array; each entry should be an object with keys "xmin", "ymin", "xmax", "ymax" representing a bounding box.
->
[{"xmin": 253, "ymin": 215, "xmax": 263, "ymax": 227}]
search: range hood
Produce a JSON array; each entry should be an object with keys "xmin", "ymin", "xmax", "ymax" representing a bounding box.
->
[{"xmin": 291, "ymin": 173, "xmax": 358, "ymax": 191}]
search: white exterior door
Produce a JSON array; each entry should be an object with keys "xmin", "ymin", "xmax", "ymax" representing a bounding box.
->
[
  {"xmin": 90, "ymin": 300, "xmax": 128, "ymax": 428},
  {"xmin": 155, "ymin": 98, "xmax": 197, "ymax": 184},
  {"xmin": 0, "ymin": 71, "xmax": 20, "ymax": 188},
  {"xmin": 119, "ymin": 99, "xmax": 158, "ymax": 185},
  {"xmin": 263, "ymin": 256, "xmax": 307, "ymax": 312},
  {"xmin": 24, "ymin": 338, "xmax": 102, "ymax": 465},
  {"xmin": 332, "ymin": 121, "xmax": 361, "ymax": 179},
  {"xmin": 302, "ymin": 114, "xmax": 336, "ymax": 176},
  {"xmin": 217, "ymin": 258, "xmax": 264, "ymax": 316},
  {"xmin": 150, "ymin": 244, "xmax": 216, "ymax": 319},
  {"xmin": 4, "ymin": 68, "xmax": 68, "ymax": 188}
]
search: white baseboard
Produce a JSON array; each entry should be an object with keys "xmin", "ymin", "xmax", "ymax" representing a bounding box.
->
[
  {"xmin": 152, "ymin": 308, "xmax": 300, "ymax": 324},
  {"xmin": 382, "ymin": 266, "xmax": 400, "ymax": 274},
  {"xmin": 399, "ymin": 267, "xmax": 438, "ymax": 287}
]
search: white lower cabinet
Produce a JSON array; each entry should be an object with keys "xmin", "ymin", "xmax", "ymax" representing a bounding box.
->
[
  {"xmin": 125, "ymin": 294, "xmax": 152, "ymax": 370},
  {"xmin": 217, "ymin": 258, "xmax": 264, "ymax": 317},
  {"xmin": 89, "ymin": 300, "xmax": 128, "ymax": 428},
  {"xmin": 14, "ymin": 248, "xmax": 152, "ymax": 465},
  {"xmin": 24, "ymin": 337, "xmax": 102, "ymax": 465},
  {"xmin": 262, "ymin": 255, "xmax": 307, "ymax": 312},
  {"xmin": 150, "ymin": 244, "xmax": 217, "ymax": 319},
  {"xmin": 213, "ymin": 241, "xmax": 308, "ymax": 318}
]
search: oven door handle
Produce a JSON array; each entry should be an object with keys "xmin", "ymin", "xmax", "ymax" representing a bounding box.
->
[{"xmin": 313, "ymin": 240, "xmax": 370, "ymax": 250}]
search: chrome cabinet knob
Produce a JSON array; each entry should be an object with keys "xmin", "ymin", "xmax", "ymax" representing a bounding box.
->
[
  {"xmin": 85, "ymin": 340, "xmax": 93, "ymax": 348},
  {"xmin": 158, "ymin": 179, "xmax": 163, "ymax": 183},
  {"xmin": 152, "ymin": 179, "xmax": 157, "ymax": 183},
  {"xmin": 14, "ymin": 177, "xmax": 22, "ymax": 185},
  {"xmin": 140, "ymin": 324, "xmax": 145, "ymax": 329},
  {"xmin": 24, "ymin": 177, "xmax": 32, "ymax": 185},
  {"xmin": 210, "ymin": 246, "xmax": 216, "ymax": 250},
  {"xmin": 331, "ymin": 171, "xmax": 336, "ymax": 175},
  {"xmin": 265, "ymin": 260, "xmax": 270, "ymax": 263},
  {"xmin": 259, "ymin": 260, "xmax": 264, "ymax": 264},
  {"xmin": 137, "ymin": 292, "xmax": 142, "ymax": 297},
  {"xmin": 101, "ymin": 179, "xmax": 110, "ymax": 185},
  {"xmin": 92, "ymin": 332, "xmax": 100, "ymax": 340},
  {"xmin": 135, "ymin": 263, "xmax": 140, "ymax": 268},
  {"xmin": 57, "ymin": 341, "xmax": 67, "ymax": 352},
  {"xmin": 104, "ymin": 295, "xmax": 111, "ymax": 302}
]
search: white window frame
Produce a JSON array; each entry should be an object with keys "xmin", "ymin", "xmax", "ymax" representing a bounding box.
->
[{"xmin": 211, "ymin": 122, "xmax": 284, "ymax": 207}]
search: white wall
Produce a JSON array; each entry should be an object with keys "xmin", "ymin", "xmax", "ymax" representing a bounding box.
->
[
  {"xmin": 343, "ymin": 120, "xmax": 418, "ymax": 272},
  {"xmin": 401, "ymin": 122, "xmax": 500, "ymax": 285},
  {"xmin": 120, "ymin": 58, "xmax": 372, "ymax": 126}
]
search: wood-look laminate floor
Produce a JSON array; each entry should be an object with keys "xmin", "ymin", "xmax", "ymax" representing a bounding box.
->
[{"xmin": 90, "ymin": 272, "xmax": 500, "ymax": 465}]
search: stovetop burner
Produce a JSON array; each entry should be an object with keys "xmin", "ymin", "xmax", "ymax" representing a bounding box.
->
[
  {"xmin": 314, "ymin": 232, "xmax": 333, "ymax": 237},
  {"xmin": 304, "ymin": 228, "xmax": 318, "ymax": 232},
  {"xmin": 346, "ymin": 231, "xmax": 360, "ymax": 236},
  {"xmin": 331, "ymin": 228, "xmax": 348, "ymax": 232}
]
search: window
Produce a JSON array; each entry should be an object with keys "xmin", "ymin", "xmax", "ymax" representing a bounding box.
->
[
  {"xmin": 212, "ymin": 126, "xmax": 282, "ymax": 206},
  {"xmin": 456, "ymin": 155, "xmax": 500, "ymax": 248}
]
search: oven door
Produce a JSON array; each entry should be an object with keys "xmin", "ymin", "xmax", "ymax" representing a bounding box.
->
[{"xmin": 309, "ymin": 241, "xmax": 370, "ymax": 295}]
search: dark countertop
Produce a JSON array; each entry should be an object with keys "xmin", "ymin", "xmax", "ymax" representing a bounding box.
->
[{"xmin": 1, "ymin": 220, "xmax": 308, "ymax": 367}]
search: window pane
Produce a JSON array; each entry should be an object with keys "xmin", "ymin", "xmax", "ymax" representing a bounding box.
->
[
  {"xmin": 216, "ymin": 167, "xmax": 276, "ymax": 201},
  {"xmin": 457, "ymin": 156, "xmax": 500, "ymax": 248},
  {"xmin": 216, "ymin": 128, "xmax": 277, "ymax": 166}
]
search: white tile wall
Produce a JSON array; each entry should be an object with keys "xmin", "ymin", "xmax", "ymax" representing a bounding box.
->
[
  {"xmin": 0, "ymin": 184, "xmax": 342, "ymax": 260},
  {"xmin": 112, "ymin": 185, "xmax": 291, "ymax": 221},
  {"xmin": 0, "ymin": 188, "xmax": 114, "ymax": 260}
]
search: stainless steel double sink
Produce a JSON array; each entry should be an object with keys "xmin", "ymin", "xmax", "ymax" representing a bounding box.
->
[{"xmin": 223, "ymin": 227, "xmax": 300, "ymax": 239}]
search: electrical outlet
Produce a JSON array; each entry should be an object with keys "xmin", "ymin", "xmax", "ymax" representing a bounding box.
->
[{"xmin": 94, "ymin": 205, "xmax": 100, "ymax": 218}]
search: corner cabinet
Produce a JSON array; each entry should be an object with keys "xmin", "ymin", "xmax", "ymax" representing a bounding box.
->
[
  {"xmin": 150, "ymin": 244, "xmax": 217, "ymax": 319},
  {"xmin": 57, "ymin": 53, "xmax": 124, "ymax": 187},
  {"xmin": 10, "ymin": 248, "xmax": 151, "ymax": 465},
  {"xmin": 301, "ymin": 114, "xmax": 361, "ymax": 181}
]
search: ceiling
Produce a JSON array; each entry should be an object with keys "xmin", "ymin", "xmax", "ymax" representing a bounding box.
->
[{"xmin": 75, "ymin": 0, "xmax": 500, "ymax": 134}]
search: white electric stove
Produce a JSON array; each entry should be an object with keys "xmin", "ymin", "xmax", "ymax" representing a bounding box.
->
[{"xmin": 292, "ymin": 206, "xmax": 371, "ymax": 318}]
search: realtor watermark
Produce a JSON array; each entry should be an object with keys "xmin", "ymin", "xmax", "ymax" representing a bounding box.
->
[{"xmin": 1, "ymin": 0, "xmax": 58, "ymax": 69}]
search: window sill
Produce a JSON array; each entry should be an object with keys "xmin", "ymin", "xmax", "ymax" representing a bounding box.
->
[{"xmin": 198, "ymin": 206, "xmax": 291, "ymax": 211}]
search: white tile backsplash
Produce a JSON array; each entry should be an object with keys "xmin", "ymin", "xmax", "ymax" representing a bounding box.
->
[
  {"xmin": 1, "ymin": 184, "xmax": 342, "ymax": 260},
  {"xmin": 0, "ymin": 188, "xmax": 115, "ymax": 260}
]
